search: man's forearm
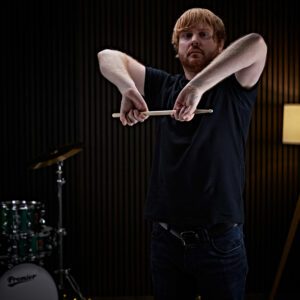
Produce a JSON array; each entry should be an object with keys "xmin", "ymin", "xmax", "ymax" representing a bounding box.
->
[
  {"xmin": 98, "ymin": 49, "xmax": 136, "ymax": 94},
  {"xmin": 188, "ymin": 33, "xmax": 267, "ymax": 92}
]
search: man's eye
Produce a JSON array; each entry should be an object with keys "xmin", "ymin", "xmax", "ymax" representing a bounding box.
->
[
  {"xmin": 182, "ymin": 33, "xmax": 192, "ymax": 38},
  {"xmin": 199, "ymin": 32, "xmax": 210, "ymax": 39}
]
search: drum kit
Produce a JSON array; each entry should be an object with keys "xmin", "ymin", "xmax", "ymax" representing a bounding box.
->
[{"xmin": 0, "ymin": 143, "xmax": 86, "ymax": 300}]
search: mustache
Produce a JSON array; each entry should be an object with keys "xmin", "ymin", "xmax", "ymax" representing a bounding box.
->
[{"xmin": 187, "ymin": 47, "xmax": 204, "ymax": 56}]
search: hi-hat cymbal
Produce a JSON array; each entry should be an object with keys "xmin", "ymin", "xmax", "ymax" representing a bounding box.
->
[{"xmin": 29, "ymin": 143, "xmax": 83, "ymax": 170}]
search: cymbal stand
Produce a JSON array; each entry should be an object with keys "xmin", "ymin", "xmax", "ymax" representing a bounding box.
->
[{"xmin": 54, "ymin": 161, "xmax": 86, "ymax": 300}]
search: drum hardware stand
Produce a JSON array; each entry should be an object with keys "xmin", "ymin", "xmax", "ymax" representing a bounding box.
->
[{"xmin": 54, "ymin": 161, "xmax": 86, "ymax": 300}]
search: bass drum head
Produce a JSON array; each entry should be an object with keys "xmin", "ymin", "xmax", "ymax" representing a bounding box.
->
[{"xmin": 0, "ymin": 263, "xmax": 58, "ymax": 300}]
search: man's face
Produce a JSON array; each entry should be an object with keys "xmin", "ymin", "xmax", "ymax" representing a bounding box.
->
[{"xmin": 177, "ymin": 22, "xmax": 224, "ymax": 75}]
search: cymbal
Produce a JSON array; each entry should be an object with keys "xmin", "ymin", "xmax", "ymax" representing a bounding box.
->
[{"xmin": 29, "ymin": 143, "xmax": 83, "ymax": 170}]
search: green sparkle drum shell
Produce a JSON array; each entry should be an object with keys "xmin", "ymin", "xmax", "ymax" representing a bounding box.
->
[
  {"xmin": 16, "ymin": 232, "xmax": 38, "ymax": 261},
  {"xmin": 1, "ymin": 202, "xmax": 9, "ymax": 234},
  {"xmin": 8, "ymin": 200, "xmax": 21, "ymax": 232},
  {"xmin": 19, "ymin": 201, "xmax": 29, "ymax": 231},
  {"xmin": 17, "ymin": 234, "xmax": 29, "ymax": 258}
]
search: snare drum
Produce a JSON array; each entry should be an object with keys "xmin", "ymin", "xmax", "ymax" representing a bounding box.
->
[{"xmin": 0, "ymin": 263, "xmax": 58, "ymax": 300}]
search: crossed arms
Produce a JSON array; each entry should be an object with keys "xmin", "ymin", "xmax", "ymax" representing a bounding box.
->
[{"xmin": 97, "ymin": 33, "xmax": 267, "ymax": 125}]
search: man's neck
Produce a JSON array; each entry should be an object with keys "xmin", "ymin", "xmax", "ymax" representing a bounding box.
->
[
  {"xmin": 183, "ymin": 65, "xmax": 206, "ymax": 80},
  {"xmin": 184, "ymin": 70, "xmax": 198, "ymax": 80}
]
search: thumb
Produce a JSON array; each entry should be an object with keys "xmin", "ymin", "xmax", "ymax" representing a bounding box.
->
[
  {"xmin": 120, "ymin": 111, "xmax": 127, "ymax": 126},
  {"xmin": 132, "ymin": 96, "xmax": 148, "ymax": 111},
  {"xmin": 173, "ymin": 91, "xmax": 185, "ymax": 110}
]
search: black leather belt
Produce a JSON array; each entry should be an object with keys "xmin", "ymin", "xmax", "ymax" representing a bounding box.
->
[{"xmin": 159, "ymin": 222, "xmax": 237, "ymax": 246}]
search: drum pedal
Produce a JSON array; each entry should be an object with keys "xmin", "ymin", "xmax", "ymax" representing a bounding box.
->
[{"xmin": 54, "ymin": 268, "xmax": 86, "ymax": 300}]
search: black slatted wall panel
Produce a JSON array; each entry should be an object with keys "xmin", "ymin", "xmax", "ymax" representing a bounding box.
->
[
  {"xmin": 244, "ymin": 0, "xmax": 300, "ymax": 293},
  {"xmin": 1, "ymin": 0, "xmax": 299, "ymax": 297},
  {"xmin": 0, "ymin": 0, "xmax": 80, "ymax": 291}
]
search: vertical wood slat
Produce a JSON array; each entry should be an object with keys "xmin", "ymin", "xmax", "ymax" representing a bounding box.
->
[{"xmin": 0, "ymin": 0, "xmax": 299, "ymax": 297}]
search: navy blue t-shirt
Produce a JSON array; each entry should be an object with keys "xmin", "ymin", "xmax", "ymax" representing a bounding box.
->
[{"xmin": 143, "ymin": 67, "xmax": 259, "ymax": 227}]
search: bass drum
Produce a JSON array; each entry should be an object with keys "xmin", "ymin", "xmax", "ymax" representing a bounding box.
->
[{"xmin": 0, "ymin": 263, "xmax": 58, "ymax": 300}]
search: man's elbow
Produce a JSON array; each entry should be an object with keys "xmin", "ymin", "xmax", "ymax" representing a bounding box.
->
[
  {"xmin": 97, "ymin": 49, "xmax": 117, "ymax": 75},
  {"xmin": 249, "ymin": 33, "xmax": 267, "ymax": 59},
  {"xmin": 97, "ymin": 51, "xmax": 103, "ymax": 62},
  {"xmin": 97, "ymin": 49, "xmax": 112, "ymax": 64}
]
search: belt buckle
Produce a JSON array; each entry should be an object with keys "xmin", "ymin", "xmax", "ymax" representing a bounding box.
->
[{"xmin": 180, "ymin": 231, "xmax": 199, "ymax": 246}]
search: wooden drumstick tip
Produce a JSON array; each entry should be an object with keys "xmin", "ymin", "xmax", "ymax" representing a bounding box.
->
[{"xmin": 112, "ymin": 109, "xmax": 213, "ymax": 118}]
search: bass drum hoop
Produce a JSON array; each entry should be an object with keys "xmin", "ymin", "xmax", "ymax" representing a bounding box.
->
[{"xmin": 0, "ymin": 263, "xmax": 58, "ymax": 300}]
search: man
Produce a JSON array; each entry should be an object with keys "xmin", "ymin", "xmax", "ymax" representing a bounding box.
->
[{"xmin": 98, "ymin": 8, "xmax": 267, "ymax": 300}]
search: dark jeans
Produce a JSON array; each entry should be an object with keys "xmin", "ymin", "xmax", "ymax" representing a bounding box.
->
[{"xmin": 151, "ymin": 223, "xmax": 248, "ymax": 300}]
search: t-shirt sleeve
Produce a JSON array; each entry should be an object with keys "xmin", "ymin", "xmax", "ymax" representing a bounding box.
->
[{"xmin": 144, "ymin": 66, "xmax": 171, "ymax": 110}]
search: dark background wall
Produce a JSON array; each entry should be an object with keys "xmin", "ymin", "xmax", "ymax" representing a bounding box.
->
[{"xmin": 1, "ymin": 0, "xmax": 299, "ymax": 298}]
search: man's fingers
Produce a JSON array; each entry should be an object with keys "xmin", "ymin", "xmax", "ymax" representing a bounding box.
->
[
  {"xmin": 133, "ymin": 109, "xmax": 148, "ymax": 122},
  {"xmin": 120, "ymin": 88, "xmax": 150, "ymax": 126},
  {"xmin": 120, "ymin": 111, "xmax": 127, "ymax": 126},
  {"xmin": 184, "ymin": 113, "xmax": 195, "ymax": 121},
  {"xmin": 174, "ymin": 106, "xmax": 188, "ymax": 121},
  {"xmin": 179, "ymin": 106, "xmax": 189, "ymax": 120},
  {"xmin": 127, "ymin": 110, "xmax": 138, "ymax": 126},
  {"xmin": 120, "ymin": 108, "xmax": 149, "ymax": 126},
  {"xmin": 173, "ymin": 105, "xmax": 197, "ymax": 122},
  {"xmin": 182, "ymin": 106, "xmax": 195, "ymax": 119}
]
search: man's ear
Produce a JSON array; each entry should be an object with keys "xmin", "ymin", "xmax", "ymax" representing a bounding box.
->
[{"xmin": 217, "ymin": 39, "xmax": 225, "ymax": 53}]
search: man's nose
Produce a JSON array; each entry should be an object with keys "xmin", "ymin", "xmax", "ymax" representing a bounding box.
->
[{"xmin": 191, "ymin": 34, "xmax": 200, "ymax": 46}]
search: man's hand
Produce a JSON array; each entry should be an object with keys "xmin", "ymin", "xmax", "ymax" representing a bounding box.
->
[
  {"xmin": 172, "ymin": 85, "xmax": 203, "ymax": 121},
  {"xmin": 120, "ymin": 87, "xmax": 149, "ymax": 126}
]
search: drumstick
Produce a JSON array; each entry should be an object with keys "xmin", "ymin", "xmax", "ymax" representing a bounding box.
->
[{"xmin": 112, "ymin": 109, "xmax": 213, "ymax": 118}]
